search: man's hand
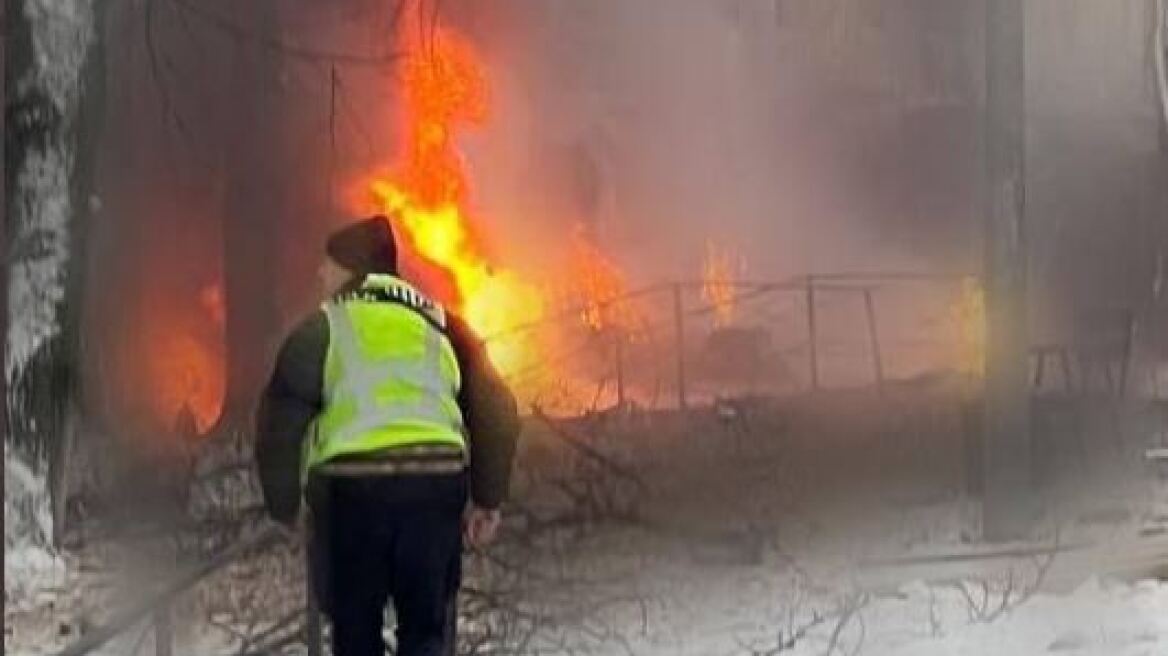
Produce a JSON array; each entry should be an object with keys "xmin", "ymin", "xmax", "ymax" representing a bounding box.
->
[{"xmin": 463, "ymin": 506, "xmax": 502, "ymax": 550}]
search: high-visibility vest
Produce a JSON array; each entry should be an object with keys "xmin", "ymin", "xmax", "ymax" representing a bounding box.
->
[{"xmin": 307, "ymin": 274, "xmax": 466, "ymax": 470}]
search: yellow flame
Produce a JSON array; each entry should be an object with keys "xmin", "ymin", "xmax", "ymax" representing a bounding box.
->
[
  {"xmin": 702, "ymin": 241, "xmax": 740, "ymax": 328},
  {"xmin": 566, "ymin": 227, "xmax": 643, "ymax": 335},
  {"xmin": 365, "ymin": 21, "xmax": 544, "ymax": 376},
  {"xmin": 370, "ymin": 183, "xmax": 544, "ymax": 375},
  {"xmin": 951, "ymin": 276, "xmax": 985, "ymax": 378}
]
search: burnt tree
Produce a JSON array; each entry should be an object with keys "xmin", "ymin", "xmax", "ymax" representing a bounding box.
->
[{"xmin": 217, "ymin": 0, "xmax": 287, "ymax": 433}]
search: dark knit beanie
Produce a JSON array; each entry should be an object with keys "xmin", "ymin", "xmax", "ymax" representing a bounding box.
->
[{"xmin": 325, "ymin": 215, "xmax": 398, "ymax": 274}]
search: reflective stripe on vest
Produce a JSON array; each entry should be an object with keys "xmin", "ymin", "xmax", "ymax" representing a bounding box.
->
[{"xmin": 309, "ymin": 277, "xmax": 466, "ymax": 468}]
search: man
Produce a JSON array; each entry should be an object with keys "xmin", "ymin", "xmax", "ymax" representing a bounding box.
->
[{"xmin": 255, "ymin": 215, "xmax": 520, "ymax": 656}]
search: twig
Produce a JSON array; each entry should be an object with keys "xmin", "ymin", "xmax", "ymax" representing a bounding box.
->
[
  {"xmin": 823, "ymin": 593, "xmax": 868, "ymax": 655},
  {"xmin": 531, "ymin": 410, "xmax": 647, "ymax": 490}
]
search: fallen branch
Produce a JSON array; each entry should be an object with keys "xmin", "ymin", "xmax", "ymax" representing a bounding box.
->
[{"xmin": 531, "ymin": 409, "xmax": 647, "ymax": 491}]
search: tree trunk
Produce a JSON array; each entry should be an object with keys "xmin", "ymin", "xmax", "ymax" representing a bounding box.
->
[
  {"xmin": 5, "ymin": 0, "xmax": 106, "ymax": 546},
  {"xmin": 218, "ymin": 0, "xmax": 285, "ymax": 433}
]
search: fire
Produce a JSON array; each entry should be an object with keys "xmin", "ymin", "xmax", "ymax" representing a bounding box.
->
[
  {"xmin": 567, "ymin": 227, "xmax": 642, "ymax": 334},
  {"xmin": 149, "ymin": 333, "xmax": 224, "ymax": 435},
  {"xmin": 141, "ymin": 296, "xmax": 225, "ymax": 437},
  {"xmin": 951, "ymin": 276, "xmax": 986, "ymax": 379},
  {"xmin": 366, "ymin": 11, "xmax": 543, "ymax": 374},
  {"xmin": 199, "ymin": 283, "xmax": 226, "ymax": 329},
  {"xmin": 702, "ymin": 241, "xmax": 741, "ymax": 328}
]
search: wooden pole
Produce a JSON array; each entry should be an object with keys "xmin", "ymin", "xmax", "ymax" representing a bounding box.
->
[
  {"xmin": 1033, "ymin": 350, "xmax": 1046, "ymax": 390},
  {"xmin": 983, "ymin": 0, "xmax": 1032, "ymax": 541},
  {"xmin": 153, "ymin": 607, "xmax": 172, "ymax": 656},
  {"xmin": 614, "ymin": 333, "xmax": 626, "ymax": 407},
  {"xmin": 305, "ymin": 538, "xmax": 323, "ymax": 656},
  {"xmin": 806, "ymin": 276, "xmax": 820, "ymax": 390},
  {"xmin": 673, "ymin": 283, "xmax": 688, "ymax": 409},
  {"xmin": 1058, "ymin": 347, "xmax": 1074, "ymax": 392},
  {"xmin": 863, "ymin": 289, "xmax": 884, "ymax": 391},
  {"xmin": 1118, "ymin": 309, "xmax": 1135, "ymax": 398}
]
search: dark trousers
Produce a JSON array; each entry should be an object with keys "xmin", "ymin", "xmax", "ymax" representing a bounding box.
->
[{"xmin": 308, "ymin": 472, "xmax": 466, "ymax": 656}]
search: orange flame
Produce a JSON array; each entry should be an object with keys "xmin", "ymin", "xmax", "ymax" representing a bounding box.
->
[
  {"xmin": 366, "ymin": 12, "xmax": 542, "ymax": 374},
  {"xmin": 199, "ymin": 283, "xmax": 226, "ymax": 329},
  {"xmin": 950, "ymin": 276, "xmax": 985, "ymax": 379},
  {"xmin": 141, "ymin": 285, "xmax": 225, "ymax": 437},
  {"xmin": 702, "ymin": 241, "xmax": 741, "ymax": 329},
  {"xmin": 147, "ymin": 333, "xmax": 224, "ymax": 435},
  {"xmin": 566, "ymin": 227, "xmax": 641, "ymax": 334}
]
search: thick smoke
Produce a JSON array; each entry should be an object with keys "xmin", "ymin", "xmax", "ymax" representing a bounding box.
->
[
  {"xmin": 457, "ymin": 0, "xmax": 995, "ymax": 285},
  {"xmin": 453, "ymin": 0, "xmax": 1164, "ymax": 376}
]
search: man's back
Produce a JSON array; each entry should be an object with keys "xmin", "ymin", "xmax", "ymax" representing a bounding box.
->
[{"xmin": 256, "ymin": 273, "xmax": 519, "ymax": 523}]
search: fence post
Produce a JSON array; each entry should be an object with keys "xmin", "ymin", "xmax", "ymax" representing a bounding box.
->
[
  {"xmin": 305, "ymin": 537, "xmax": 323, "ymax": 656},
  {"xmin": 614, "ymin": 333, "xmax": 626, "ymax": 407},
  {"xmin": 672, "ymin": 283, "xmax": 688, "ymax": 409},
  {"xmin": 862, "ymin": 288, "xmax": 884, "ymax": 391},
  {"xmin": 806, "ymin": 276, "xmax": 820, "ymax": 390},
  {"xmin": 1119, "ymin": 309, "xmax": 1135, "ymax": 398},
  {"xmin": 153, "ymin": 606, "xmax": 172, "ymax": 656}
]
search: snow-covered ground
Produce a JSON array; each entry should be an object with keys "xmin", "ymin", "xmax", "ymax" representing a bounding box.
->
[
  {"xmin": 476, "ymin": 496, "xmax": 1168, "ymax": 655},
  {"xmin": 494, "ymin": 396, "xmax": 1168, "ymax": 655},
  {"xmin": 560, "ymin": 546, "xmax": 1168, "ymax": 656},
  {"xmin": 5, "ymin": 444, "xmax": 65, "ymax": 612},
  {"xmin": 8, "ymin": 392, "xmax": 1168, "ymax": 655}
]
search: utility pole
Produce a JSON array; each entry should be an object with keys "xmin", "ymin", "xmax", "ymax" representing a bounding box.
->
[
  {"xmin": 862, "ymin": 288, "xmax": 884, "ymax": 392},
  {"xmin": 806, "ymin": 276, "xmax": 819, "ymax": 390},
  {"xmin": 673, "ymin": 283, "xmax": 688, "ymax": 410},
  {"xmin": 982, "ymin": 0, "xmax": 1031, "ymax": 541}
]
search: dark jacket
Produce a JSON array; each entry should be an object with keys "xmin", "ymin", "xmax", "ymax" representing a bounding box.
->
[{"xmin": 255, "ymin": 285, "xmax": 521, "ymax": 523}]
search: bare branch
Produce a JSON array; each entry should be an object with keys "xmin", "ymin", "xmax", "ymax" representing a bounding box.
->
[{"xmin": 167, "ymin": 0, "xmax": 405, "ymax": 68}]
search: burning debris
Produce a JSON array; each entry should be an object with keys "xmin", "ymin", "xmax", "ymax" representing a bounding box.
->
[{"xmin": 564, "ymin": 226, "xmax": 645, "ymax": 337}]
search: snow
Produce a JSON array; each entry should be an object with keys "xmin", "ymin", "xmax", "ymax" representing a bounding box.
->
[
  {"xmin": 558, "ymin": 531, "xmax": 1168, "ymax": 656},
  {"xmin": 4, "ymin": 444, "xmax": 64, "ymax": 607},
  {"xmin": 3, "ymin": 548, "xmax": 65, "ymax": 611},
  {"xmin": 6, "ymin": 0, "xmax": 93, "ymax": 383},
  {"xmin": 496, "ymin": 406, "xmax": 1168, "ymax": 656},
  {"xmin": 6, "ymin": 0, "xmax": 94, "ymax": 385},
  {"xmin": 9, "ymin": 397, "xmax": 1168, "ymax": 655},
  {"xmin": 22, "ymin": 0, "xmax": 94, "ymax": 113},
  {"xmin": 6, "ymin": 147, "xmax": 72, "ymax": 385},
  {"xmin": 864, "ymin": 577, "xmax": 1168, "ymax": 656}
]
